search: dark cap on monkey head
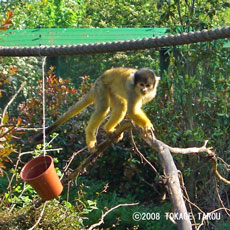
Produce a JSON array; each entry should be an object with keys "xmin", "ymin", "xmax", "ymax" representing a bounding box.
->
[{"xmin": 134, "ymin": 68, "xmax": 156, "ymax": 86}]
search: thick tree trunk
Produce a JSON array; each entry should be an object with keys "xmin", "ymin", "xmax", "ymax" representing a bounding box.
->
[{"xmin": 143, "ymin": 136, "xmax": 193, "ymax": 230}]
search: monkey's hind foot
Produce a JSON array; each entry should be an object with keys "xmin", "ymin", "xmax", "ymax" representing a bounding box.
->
[
  {"xmin": 87, "ymin": 140, "xmax": 97, "ymax": 153},
  {"xmin": 88, "ymin": 146, "xmax": 97, "ymax": 153},
  {"xmin": 115, "ymin": 132, "xmax": 124, "ymax": 143}
]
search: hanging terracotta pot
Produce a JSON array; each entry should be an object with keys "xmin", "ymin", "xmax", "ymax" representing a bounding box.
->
[{"xmin": 20, "ymin": 155, "xmax": 63, "ymax": 201}]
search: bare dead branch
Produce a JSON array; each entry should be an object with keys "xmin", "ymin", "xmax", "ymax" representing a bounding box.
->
[
  {"xmin": 216, "ymin": 157, "xmax": 230, "ymax": 170},
  {"xmin": 130, "ymin": 129, "xmax": 159, "ymax": 174},
  {"xmin": 178, "ymin": 171, "xmax": 198, "ymax": 227},
  {"xmin": 140, "ymin": 129, "xmax": 230, "ymax": 185},
  {"xmin": 28, "ymin": 201, "xmax": 47, "ymax": 230},
  {"xmin": 158, "ymin": 139, "xmax": 214, "ymax": 156},
  {"xmin": 215, "ymin": 178, "xmax": 230, "ymax": 217},
  {"xmin": 139, "ymin": 129, "xmax": 193, "ymax": 230},
  {"xmin": 1, "ymin": 81, "xmax": 26, "ymax": 125},
  {"xmin": 61, "ymin": 121, "xmax": 133, "ymax": 184},
  {"xmin": 87, "ymin": 202, "xmax": 139, "ymax": 230},
  {"xmin": 60, "ymin": 146, "xmax": 87, "ymax": 181},
  {"xmin": 212, "ymin": 157, "xmax": 230, "ymax": 185},
  {"xmin": 197, "ymin": 208, "xmax": 230, "ymax": 230}
]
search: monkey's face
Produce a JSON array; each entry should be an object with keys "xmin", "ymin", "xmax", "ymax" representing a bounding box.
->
[
  {"xmin": 136, "ymin": 82, "xmax": 154, "ymax": 95},
  {"xmin": 134, "ymin": 68, "xmax": 157, "ymax": 95}
]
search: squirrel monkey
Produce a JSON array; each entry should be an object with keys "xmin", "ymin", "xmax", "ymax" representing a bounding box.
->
[{"xmin": 34, "ymin": 67, "xmax": 160, "ymax": 151}]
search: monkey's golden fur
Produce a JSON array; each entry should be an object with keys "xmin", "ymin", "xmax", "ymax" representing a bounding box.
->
[{"xmin": 34, "ymin": 67, "xmax": 160, "ymax": 151}]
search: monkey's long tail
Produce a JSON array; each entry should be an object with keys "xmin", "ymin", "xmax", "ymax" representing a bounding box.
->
[{"xmin": 33, "ymin": 92, "xmax": 94, "ymax": 143}]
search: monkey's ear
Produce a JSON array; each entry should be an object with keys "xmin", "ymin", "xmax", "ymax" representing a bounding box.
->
[
  {"xmin": 130, "ymin": 73, "xmax": 135, "ymax": 78},
  {"xmin": 156, "ymin": 76, "xmax": 161, "ymax": 81}
]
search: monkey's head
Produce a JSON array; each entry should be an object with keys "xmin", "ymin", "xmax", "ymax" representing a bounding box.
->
[{"xmin": 134, "ymin": 68, "xmax": 159, "ymax": 95}]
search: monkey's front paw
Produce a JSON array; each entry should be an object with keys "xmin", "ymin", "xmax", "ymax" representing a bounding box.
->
[
  {"xmin": 143, "ymin": 123, "xmax": 154, "ymax": 132},
  {"xmin": 142, "ymin": 123, "xmax": 154, "ymax": 137}
]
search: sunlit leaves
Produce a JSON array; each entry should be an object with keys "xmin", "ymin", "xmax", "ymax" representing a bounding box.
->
[
  {"xmin": 18, "ymin": 66, "xmax": 88, "ymax": 126},
  {"xmin": 0, "ymin": 12, "xmax": 19, "ymax": 170},
  {"xmin": 0, "ymin": 11, "xmax": 13, "ymax": 30},
  {"xmin": 0, "ymin": 113, "xmax": 23, "ymax": 171},
  {"xmin": 1, "ymin": 0, "xmax": 86, "ymax": 29},
  {"xmin": 2, "ymin": 114, "xmax": 9, "ymax": 125}
]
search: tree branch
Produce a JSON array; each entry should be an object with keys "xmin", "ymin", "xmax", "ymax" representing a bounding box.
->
[
  {"xmin": 140, "ymin": 129, "xmax": 193, "ymax": 230},
  {"xmin": 28, "ymin": 201, "xmax": 47, "ymax": 230},
  {"xmin": 61, "ymin": 121, "xmax": 133, "ymax": 184},
  {"xmin": 87, "ymin": 202, "xmax": 139, "ymax": 230},
  {"xmin": 142, "ymin": 131, "xmax": 230, "ymax": 185},
  {"xmin": 1, "ymin": 81, "xmax": 26, "ymax": 125}
]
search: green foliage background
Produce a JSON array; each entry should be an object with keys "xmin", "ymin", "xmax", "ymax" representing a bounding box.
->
[{"xmin": 0, "ymin": 0, "xmax": 230, "ymax": 229}]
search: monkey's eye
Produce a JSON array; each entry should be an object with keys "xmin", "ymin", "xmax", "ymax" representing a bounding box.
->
[
  {"xmin": 140, "ymin": 83, "xmax": 145, "ymax": 87},
  {"xmin": 146, "ymin": 84, "xmax": 151, "ymax": 88}
]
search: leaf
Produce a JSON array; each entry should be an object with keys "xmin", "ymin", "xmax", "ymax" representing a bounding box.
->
[
  {"xmin": 0, "ymin": 26, "xmax": 8, "ymax": 31},
  {"xmin": 2, "ymin": 114, "xmax": 9, "ymax": 125},
  {"xmin": 9, "ymin": 67, "xmax": 18, "ymax": 75},
  {"xmin": 7, "ymin": 11, "xmax": 13, "ymax": 19},
  {"xmin": 0, "ymin": 161, "xmax": 6, "ymax": 170},
  {"xmin": 17, "ymin": 118, "xmax": 22, "ymax": 126}
]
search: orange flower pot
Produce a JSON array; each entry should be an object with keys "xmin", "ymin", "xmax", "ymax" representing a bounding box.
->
[{"xmin": 20, "ymin": 155, "xmax": 63, "ymax": 201}]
